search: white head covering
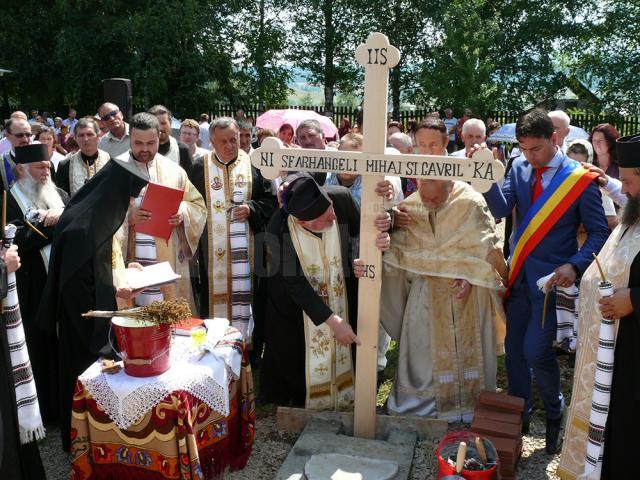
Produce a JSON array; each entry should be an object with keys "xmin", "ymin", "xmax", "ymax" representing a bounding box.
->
[{"xmin": 567, "ymin": 138, "xmax": 594, "ymax": 164}]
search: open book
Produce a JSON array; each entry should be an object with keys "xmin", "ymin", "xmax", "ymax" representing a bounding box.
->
[{"xmin": 126, "ymin": 261, "xmax": 181, "ymax": 290}]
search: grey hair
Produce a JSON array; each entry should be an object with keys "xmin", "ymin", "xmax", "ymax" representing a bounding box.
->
[
  {"xmin": 129, "ymin": 112, "xmax": 160, "ymax": 133},
  {"xmin": 548, "ymin": 110, "xmax": 570, "ymax": 127},
  {"xmin": 461, "ymin": 118, "xmax": 486, "ymax": 136},
  {"xmin": 75, "ymin": 116, "xmax": 100, "ymax": 135},
  {"xmin": 209, "ymin": 117, "xmax": 239, "ymax": 138},
  {"xmin": 388, "ymin": 132, "xmax": 413, "ymax": 149},
  {"xmin": 238, "ymin": 120, "xmax": 253, "ymax": 132},
  {"xmin": 98, "ymin": 102, "xmax": 120, "ymax": 115},
  {"xmin": 296, "ymin": 119, "xmax": 323, "ymax": 137}
]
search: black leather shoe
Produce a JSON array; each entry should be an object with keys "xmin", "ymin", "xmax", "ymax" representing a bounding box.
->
[
  {"xmin": 522, "ymin": 419, "xmax": 530, "ymax": 435},
  {"xmin": 545, "ymin": 416, "xmax": 563, "ymax": 454}
]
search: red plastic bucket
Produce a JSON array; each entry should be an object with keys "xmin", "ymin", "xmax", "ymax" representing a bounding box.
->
[
  {"xmin": 436, "ymin": 431, "xmax": 499, "ymax": 479},
  {"xmin": 112, "ymin": 317, "xmax": 172, "ymax": 377}
]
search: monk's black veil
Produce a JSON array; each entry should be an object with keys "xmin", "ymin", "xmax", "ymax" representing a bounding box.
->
[{"xmin": 38, "ymin": 157, "xmax": 148, "ymax": 339}]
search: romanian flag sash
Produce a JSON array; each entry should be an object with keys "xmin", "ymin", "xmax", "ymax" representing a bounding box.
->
[{"xmin": 508, "ymin": 160, "xmax": 598, "ymax": 288}]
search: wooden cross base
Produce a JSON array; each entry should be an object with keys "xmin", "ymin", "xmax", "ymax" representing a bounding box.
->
[{"xmin": 276, "ymin": 406, "xmax": 448, "ymax": 441}]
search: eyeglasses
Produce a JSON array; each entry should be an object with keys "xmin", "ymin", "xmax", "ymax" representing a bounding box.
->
[
  {"xmin": 10, "ymin": 132, "xmax": 31, "ymax": 138},
  {"xmin": 180, "ymin": 131, "xmax": 198, "ymax": 137},
  {"xmin": 101, "ymin": 109, "xmax": 120, "ymax": 121}
]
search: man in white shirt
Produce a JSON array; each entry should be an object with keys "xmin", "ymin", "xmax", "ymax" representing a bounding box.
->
[
  {"xmin": 451, "ymin": 118, "xmax": 486, "ymax": 157},
  {"xmin": 180, "ymin": 119, "xmax": 210, "ymax": 161},
  {"xmin": 97, "ymin": 103, "xmax": 130, "ymax": 158},
  {"xmin": 198, "ymin": 113, "xmax": 210, "ymax": 149},
  {"xmin": 62, "ymin": 109, "xmax": 78, "ymax": 134},
  {"xmin": 548, "ymin": 110, "xmax": 571, "ymax": 152}
]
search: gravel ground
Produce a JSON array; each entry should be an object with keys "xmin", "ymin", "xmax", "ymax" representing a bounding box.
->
[
  {"xmin": 39, "ymin": 352, "xmax": 573, "ymax": 479},
  {"xmin": 40, "ymin": 222, "xmax": 570, "ymax": 479}
]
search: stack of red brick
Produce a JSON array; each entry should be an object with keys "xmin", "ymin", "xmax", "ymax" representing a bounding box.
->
[{"xmin": 470, "ymin": 391, "xmax": 524, "ymax": 480}]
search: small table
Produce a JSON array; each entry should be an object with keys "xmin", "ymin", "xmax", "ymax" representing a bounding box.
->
[{"xmin": 70, "ymin": 324, "xmax": 255, "ymax": 480}]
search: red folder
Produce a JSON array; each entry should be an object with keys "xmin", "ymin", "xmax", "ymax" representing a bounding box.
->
[
  {"xmin": 174, "ymin": 317, "xmax": 206, "ymax": 336},
  {"xmin": 135, "ymin": 182, "xmax": 184, "ymax": 240}
]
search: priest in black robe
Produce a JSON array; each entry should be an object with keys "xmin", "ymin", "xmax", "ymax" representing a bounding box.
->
[
  {"xmin": 37, "ymin": 157, "xmax": 148, "ymax": 451},
  {"xmin": 260, "ymin": 174, "xmax": 391, "ymax": 407},
  {"xmin": 0, "ymin": 249, "xmax": 46, "ymax": 479},
  {"xmin": 596, "ymin": 135, "xmax": 640, "ymax": 477},
  {"xmin": 5, "ymin": 144, "xmax": 69, "ymax": 425}
]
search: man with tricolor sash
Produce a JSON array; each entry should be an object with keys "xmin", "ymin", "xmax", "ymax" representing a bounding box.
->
[{"xmin": 481, "ymin": 109, "xmax": 609, "ymax": 454}]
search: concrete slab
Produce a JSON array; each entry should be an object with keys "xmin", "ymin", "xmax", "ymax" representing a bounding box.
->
[
  {"xmin": 276, "ymin": 416, "xmax": 417, "ymax": 480},
  {"xmin": 304, "ymin": 453, "xmax": 398, "ymax": 480},
  {"xmin": 277, "ymin": 406, "xmax": 447, "ymax": 440}
]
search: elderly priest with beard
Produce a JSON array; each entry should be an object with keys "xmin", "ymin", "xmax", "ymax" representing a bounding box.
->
[
  {"xmin": 381, "ymin": 177, "xmax": 507, "ymax": 422},
  {"xmin": 5, "ymin": 143, "xmax": 68, "ymax": 425},
  {"xmin": 261, "ymin": 175, "xmax": 391, "ymax": 409},
  {"xmin": 559, "ymin": 135, "xmax": 640, "ymax": 480}
]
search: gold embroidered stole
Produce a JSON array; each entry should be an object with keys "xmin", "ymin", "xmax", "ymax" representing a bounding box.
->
[
  {"xmin": 287, "ymin": 217, "xmax": 355, "ymax": 410},
  {"xmin": 68, "ymin": 150, "xmax": 110, "ymax": 196},
  {"xmin": 122, "ymin": 154, "xmax": 207, "ymax": 312},
  {"xmin": 204, "ymin": 152, "xmax": 253, "ymax": 319},
  {"xmin": 558, "ymin": 223, "xmax": 640, "ymax": 480}
]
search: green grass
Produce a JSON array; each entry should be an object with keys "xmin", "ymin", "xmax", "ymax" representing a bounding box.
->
[{"xmin": 376, "ymin": 340, "xmax": 399, "ymax": 408}]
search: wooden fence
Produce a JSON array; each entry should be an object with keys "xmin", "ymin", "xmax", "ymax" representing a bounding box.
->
[{"xmin": 207, "ymin": 104, "xmax": 640, "ymax": 137}]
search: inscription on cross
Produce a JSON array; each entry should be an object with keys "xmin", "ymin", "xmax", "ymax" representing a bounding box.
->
[{"xmin": 251, "ymin": 32, "xmax": 504, "ymax": 439}]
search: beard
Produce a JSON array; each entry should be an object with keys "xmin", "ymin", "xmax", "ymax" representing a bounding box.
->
[
  {"xmin": 18, "ymin": 170, "xmax": 65, "ymax": 210},
  {"xmin": 620, "ymin": 193, "xmax": 640, "ymax": 227}
]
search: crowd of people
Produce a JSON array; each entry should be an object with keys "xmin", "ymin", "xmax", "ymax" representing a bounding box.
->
[{"xmin": 0, "ymin": 103, "xmax": 638, "ymax": 480}]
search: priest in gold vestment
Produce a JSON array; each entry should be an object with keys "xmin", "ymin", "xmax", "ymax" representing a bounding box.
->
[
  {"xmin": 118, "ymin": 113, "xmax": 206, "ymax": 312},
  {"xmin": 558, "ymin": 135, "xmax": 640, "ymax": 480},
  {"xmin": 191, "ymin": 117, "xmax": 276, "ymax": 342},
  {"xmin": 381, "ymin": 178, "xmax": 506, "ymax": 421}
]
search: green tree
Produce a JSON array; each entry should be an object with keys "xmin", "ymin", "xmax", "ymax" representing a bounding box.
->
[
  {"xmin": 234, "ymin": 0, "xmax": 291, "ymax": 106},
  {"xmin": 567, "ymin": 1, "xmax": 640, "ymax": 113},
  {"xmin": 1, "ymin": 1, "xmax": 243, "ymax": 117},
  {"xmin": 288, "ymin": 0, "xmax": 364, "ymax": 114},
  {"xmin": 357, "ymin": 0, "xmax": 441, "ymax": 118},
  {"xmin": 414, "ymin": 0, "xmax": 585, "ymax": 117}
]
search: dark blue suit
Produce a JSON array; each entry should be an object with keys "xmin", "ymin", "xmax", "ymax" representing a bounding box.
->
[{"xmin": 484, "ymin": 149, "xmax": 609, "ymax": 419}]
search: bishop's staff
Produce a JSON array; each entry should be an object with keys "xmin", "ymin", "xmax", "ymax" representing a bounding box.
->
[{"xmin": 1, "ymin": 190, "xmax": 46, "ymax": 443}]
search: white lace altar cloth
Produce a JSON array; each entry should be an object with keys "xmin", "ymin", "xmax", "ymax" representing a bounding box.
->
[{"xmin": 79, "ymin": 319, "xmax": 243, "ymax": 430}]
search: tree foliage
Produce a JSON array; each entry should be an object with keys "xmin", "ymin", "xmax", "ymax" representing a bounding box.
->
[
  {"xmin": 287, "ymin": 0, "xmax": 364, "ymax": 114},
  {"xmin": 233, "ymin": 0, "xmax": 291, "ymax": 106},
  {"xmin": 0, "ymin": 1, "xmax": 638, "ymax": 118},
  {"xmin": 567, "ymin": 1, "xmax": 640, "ymax": 114},
  {"xmin": 414, "ymin": 0, "xmax": 586, "ymax": 116}
]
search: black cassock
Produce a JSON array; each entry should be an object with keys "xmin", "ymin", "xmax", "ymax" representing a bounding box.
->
[
  {"xmin": 0, "ymin": 259, "xmax": 46, "ymax": 479},
  {"xmin": 5, "ymin": 187, "xmax": 69, "ymax": 425},
  {"xmin": 190, "ymin": 155, "xmax": 276, "ymax": 357},
  {"xmin": 260, "ymin": 185, "xmax": 360, "ymax": 406},
  {"xmin": 602, "ymin": 248, "xmax": 640, "ymax": 476},
  {"xmin": 37, "ymin": 159, "xmax": 147, "ymax": 451}
]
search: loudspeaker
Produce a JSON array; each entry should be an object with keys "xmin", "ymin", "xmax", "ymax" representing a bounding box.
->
[{"xmin": 103, "ymin": 78, "xmax": 132, "ymax": 122}]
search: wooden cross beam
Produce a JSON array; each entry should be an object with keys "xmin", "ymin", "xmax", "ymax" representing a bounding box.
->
[{"xmin": 250, "ymin": 32, "xmax": 504, "ymax": 439}]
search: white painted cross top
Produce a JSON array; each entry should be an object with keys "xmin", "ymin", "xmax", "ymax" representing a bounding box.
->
[{"xmin": 250, "ymin": 33, "xmax": 504, "ymax": 439}]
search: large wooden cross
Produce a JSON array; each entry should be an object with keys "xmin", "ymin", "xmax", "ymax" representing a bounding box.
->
[{"xmin": 251, "ymin": 32, "xmax": 504, "ymax": 439}]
